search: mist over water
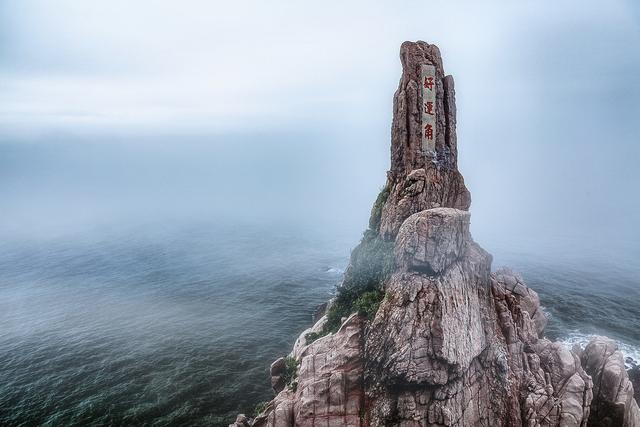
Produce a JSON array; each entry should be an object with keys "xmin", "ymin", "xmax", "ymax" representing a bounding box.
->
[
  {"xmin": 1, "ymin": 0, "xmax": 639, "ymax": 425},
  {"xmin": 1, "ymin": 131, "xmax": 639, "ymax": 426},
  {"xmin": 1, "ymin": 217, "xmax": 638, "ymax": 427},
  {"xmin": 0, "ymin": 219, "xmax": 355, "ymax": 425}
]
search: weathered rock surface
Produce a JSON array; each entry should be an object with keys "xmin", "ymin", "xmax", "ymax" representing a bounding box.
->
[
  {"xmin": 394, "ymin": 208, "xmax": 470, "ymax": 274},
  {"xmin": 229, "ymin": 414, "xmax": 251, "ymax": 427},
  {"xmin": 253, "ymin": 314, "xmax": 364, "ymax": 427},
  {"xmin": 581, "ymin": 337, "xmax": 640, "ymax": 426},
  {"xmin": 240, "ymin": 41, "xmax": 637, "ymax": 426},
  {"xmin": 368, "ymin": 213, "xmax": 490, "ymax": 387},
  {"xmin": 363, "ymin": 210, "xmax": 593, "ymax": 426},
  {"xmin": 379, "ymin": 42, "xmax": 470, "ymax": 239},
  {"xmin": 270, "ymin": 358, "xmax": 287, "ymax": 393},
  {"xmin": 630, "ymin": 366, "xmax": 640, "ymax": 404}
]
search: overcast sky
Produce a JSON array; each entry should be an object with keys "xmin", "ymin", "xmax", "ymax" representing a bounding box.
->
[
  {"xmin": 2, "ymin": 1, "xmax": 638, "ymax": 133},
  {"xmin": 1, "ymin": 1, "xmax": 639, "ymax": 245}
]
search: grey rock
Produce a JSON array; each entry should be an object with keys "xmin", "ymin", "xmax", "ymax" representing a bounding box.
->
[
  {"xmin": 581, "ymin": 336, "xmax": 640, "ymax": 426},
  {"xmin": 270, "ymin": 358, "xmax": 287, "ymax": 393},
  {"xmin": 630, "ymin": 365, "xmax": 640, "ymax": 404},
  {"xmin": 394, "ymin": 208, "xmax": 470, "ymax": 274},
  {"xmin": 229, "ymin": 414, "xmax": 251, "ymax": 427}
]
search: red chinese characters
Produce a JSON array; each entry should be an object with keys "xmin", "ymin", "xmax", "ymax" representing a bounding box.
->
[
  {"xmin": 421, "ymin": 64, "xmax": 436, "ymax": 152},
  {"xmin": 424, "ymin": 124, "xmax": 433, "ymax": 141},
  {"xmin": 424, "ymin": 101, "xmax": 434, "ymax": 115},
  {"xmin": 424, "ymin": 76, "xmax": 434, "ymax": 90}
]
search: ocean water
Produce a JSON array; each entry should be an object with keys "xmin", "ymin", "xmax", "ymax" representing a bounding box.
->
[{"xmin": 0, "ymin": 221, "xmax": 638, "ymax": 426}]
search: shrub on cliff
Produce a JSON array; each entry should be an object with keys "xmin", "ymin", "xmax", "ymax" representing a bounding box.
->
[
  {"xmin": 307, "ymin": 223, "xmax": 393, "ymax": 343},
  {"xmin": 303, "ymin": 186, "xmax": 394, "ymax": 345},
  {"xmin": 253, "ymin": 401, "xmax": 270, "ymax": 417},
  {"xmin": 282, "ymin": 356, "xmax": 298, "ymax": 392},
  {"xmin": 354, "ymin": 290, "xmax": 384, "ymax": 319},
  {"xmin": 369, "ymin": 184, "xmax": 390, "ymax": 231}
]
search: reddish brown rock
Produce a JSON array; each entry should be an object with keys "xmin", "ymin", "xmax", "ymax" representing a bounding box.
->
[
  {"xmin": 253, "ymin": 314, "xmax": 365, "ymax": 427},
  {"xmin": 363, "ymin": 212, "xmax": 592, "ymax": 426},
  {"xmin": 379, "ymin": 41, "xmax": 470, "ymax": 239},
  {"xmin": 235, "ymin": 41, "xmax": 633, "ymax": 427}
]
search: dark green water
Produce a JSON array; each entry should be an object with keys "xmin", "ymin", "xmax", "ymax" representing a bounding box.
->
[{"xmin": 0, "ymin": 222, "xmax": 638, "ymax": 426}]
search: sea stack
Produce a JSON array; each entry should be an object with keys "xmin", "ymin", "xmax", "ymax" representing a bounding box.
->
[{"xmin": 236, "ymin": 41, "xmax": 640, "ymax": 427}]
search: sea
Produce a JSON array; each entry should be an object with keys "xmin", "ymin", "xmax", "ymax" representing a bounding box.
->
[{"xmin": 0, "ymin": 219, "xmax": 638, "ymax": 426}]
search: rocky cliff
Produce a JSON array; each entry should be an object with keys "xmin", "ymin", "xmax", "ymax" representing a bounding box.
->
[{"xmin": 232, "ymin": 41, "xmax": 640, "ymax": 427}]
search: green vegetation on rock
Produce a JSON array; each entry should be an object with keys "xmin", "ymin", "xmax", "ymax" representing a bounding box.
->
[
  {"xmin": 369, "ymin": 184, "xmax": 390, "ymax": 231},
  {"xmin": 305, "ymin": 190, "xmax": 395, "ymax": 345},
  {"xmin": 322, "ymin": 229, "xmax": 393, "ymax": 333},
  {"xmin": 354, "ymin": 289, "xmax": 385, "ymax": 319},
  {"xmin": 304, "ymin": 331, "xmax": 321, "ymax": 343},
  {"xmin": 282, "ymin": 356, "xmax": 298, "ymax": 392},
  {"xmin": 254, "ymin": 401, "xmax": 269, "ymax": 417}
]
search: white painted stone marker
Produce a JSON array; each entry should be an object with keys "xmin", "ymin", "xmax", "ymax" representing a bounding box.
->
[{"xmin": 421, "ymin": 64, "xmax": 436, "ymax": 153}]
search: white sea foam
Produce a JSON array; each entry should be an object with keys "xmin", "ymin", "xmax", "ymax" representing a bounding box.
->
[
  {"xmin": 560, "ymin": 332, "xmax": 640, "ymax": 369},
  {"xmin": 326, "ymin": 267, "xmax": 344, "ymax": 275}
]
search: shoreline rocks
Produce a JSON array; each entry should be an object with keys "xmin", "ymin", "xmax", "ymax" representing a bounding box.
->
[{"xmin": 581, "ymin": 337, "xmax": 640, "ymax": 426}]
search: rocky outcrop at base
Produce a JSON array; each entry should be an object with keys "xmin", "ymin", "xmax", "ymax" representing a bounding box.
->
[
  {"xmin": 630, "ymin": 366, "xmax": 640, "ymax": 404},
  {"xmin": 581, "ymin": 337, "xmax": 640, "ymax": 426},
  {"xmin": 252, "ymin": 314, "xmax": 364, "ymax": 427},
  {"xmin": 235, "ymin": 41, "xmax": 638, "ymax": 426}
]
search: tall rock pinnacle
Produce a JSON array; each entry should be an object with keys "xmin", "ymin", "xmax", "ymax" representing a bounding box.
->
[
  {"xmin": 380, "ymin": 41, "xmax": 470, "ymax": 239},
  {"xmin": 235, "ymin": 41, "xmax": 640, "ymax": 427}
]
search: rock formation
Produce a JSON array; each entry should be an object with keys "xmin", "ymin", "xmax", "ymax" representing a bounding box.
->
[
  {"xmin": 581, "ymin": 337, "xmax": 640, "ymax": 426},
  {"xmin": 380, "ymin": 43, "xmax": 469, "ymax": 240},
  {"xmin": 235, "ymin": 41, "xmax": 639, "ymax": 426}
]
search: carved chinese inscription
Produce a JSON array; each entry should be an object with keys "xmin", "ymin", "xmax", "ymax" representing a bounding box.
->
[{"xmin": 421, "ymin": 64, "xmax": 436, "ymax": 153}]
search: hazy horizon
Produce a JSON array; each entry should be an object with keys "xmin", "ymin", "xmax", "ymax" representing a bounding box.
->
[
  {"xmin": 2, "ymin": 0, "xmax": 639, "ymax": 250},
  {"xmin": 2, "ymin": 3, "xmax": 640, "ymax": 425}
]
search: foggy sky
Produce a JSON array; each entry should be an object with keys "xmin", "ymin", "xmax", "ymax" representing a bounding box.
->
[{"xmin": 1, "ymin": 1, "xmax": 639, "ymax": 248}]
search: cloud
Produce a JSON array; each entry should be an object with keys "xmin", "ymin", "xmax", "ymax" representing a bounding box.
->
[
  {"xmin": 0, "ymin": 0, "xmax": 638, "ymax": 136},
  {"xmin": 0, "ymin": 0, "xmax": 638, "ymax": 241}
]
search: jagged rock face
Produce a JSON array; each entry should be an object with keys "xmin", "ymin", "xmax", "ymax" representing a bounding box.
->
[
  {"xmin": 491, "ymin": 269, "xmax": 594, "ymax": 426},
  {"xmin": 270, "ymin": 358, "xmax": 287, "ymax": 393},
  {"xmin": 253, "ymin": 314, "xmax": 365, "ymax": 427},
  {"xmin": 394, "ymin": 208, "xmax": 471, "ymax": 274},
  {"xmin": 630, "ymin": 366, "xmax": 640, "ymax": 404},
  {"xmin": 581, "ymin": 337, "xmax": 640, "ymax": 426},
  {"xmin": 256, "ymin": 208, "xmax": 595, "ymax": 426},
  {"xmin": 368, "ymin": 209, "xmax": 491, "ymax": 386},
  {"xmin": 379, "ymin": 41, "xmax": 470, "ymax": 239},
  {"xmin": 492, "ymin": 268, "xmax": 547, "ymax": 341},
  {"xmin": 364, "ymin": 209, "xmax": 593, "ymax": 427},
  {"xmin": 244, "ymin": 41, "xmax": 636, "ymax": 427},
  {"xmin": 229, "ymin": 414, "xmax": 251, "ymax": 427},
  {"xmin": 365, "ymin": 208, "xmax": 503, "ymax": 425}
]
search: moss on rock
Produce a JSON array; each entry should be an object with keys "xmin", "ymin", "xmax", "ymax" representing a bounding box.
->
[{"xmin": 368, "ymin": 185, "xmax": 390, "ymax": 231}]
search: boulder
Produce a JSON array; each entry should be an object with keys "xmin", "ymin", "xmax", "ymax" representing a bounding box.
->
[
  {"xmin": 270, "ymin": 358, "xmax": 287, "ymax": 393},
  {"xmin": 229, "ymin": 414, "xmax": 250, "ymax": 427},
  {"xmin": 394, "ymin": 207, "xmax": 470, "ymax": 274},
  {"xmin": 581, "ymin": 337, "xmax": 640, "ymax": 426}
]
